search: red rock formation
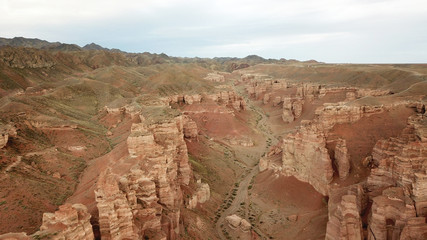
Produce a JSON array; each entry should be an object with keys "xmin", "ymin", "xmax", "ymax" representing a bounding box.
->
[
  {"xmin": 367, "ymin": 115, "xmax": 427, "ymax": 200},
  {"xmin": 37, "ymin": 204, "xmax": 94, "ymax": 240},
  {"xmin": 368, "ymin": 187, "xmax": 417, "ymax": 240},
  {"xmin": 183, "ymin": 115, "xmax": 198, "ymax": 139},
  {"xmin": 334, "ymin": 138, "xmax": 351, "ymax": 180},
  {"xmin": 206, "ymin": 91, "xmax": 246, "ymax": 111},
  {"xmin": 263, "ymin": 93, "xmax": 270, "ymax": 105},
  {"xmin": 272, "ymin": 96, "xmax": 282, "ymax": 107},
  {"xmin": 187, "ymin": 180, "xmax": 210, "ymax": 209},
  {"xmin": 326, "ymin": 184, "xmax": 366, "ymax": 240},
  {"xmin": 225, "ymin": 214, "xmax": 252, "ymax": 232},
  {"xmin": 400, "ymin": 217, "xmax": 427, "ymax": 240},
  {"xmin": 96, "ymin": 114, "xmax": 193, "ymax": 239},
  {"xmin": 184, "ymin": 94, "xmax": 202, "ymax": 105},
  {"xmin": 296, "ymin": 83, "xmax": 321, "ymax": 101},
  {"xmin": 316, "ymin": 103, "xmax": 384, "ymax": 130},
  {"xmin": 95, "ymin": 169, "xmax": 140, "ymax": 240},
  {"xmin": 281, "ymin": 122, "xmax": 333, "ymax": 195},
  {"xmin": 0, "ymin": 203, "xmax": 94, "ymax": 240},
  {"xmin": 282, "ymin": 96, "xmax": 303, "ymax": 123}
]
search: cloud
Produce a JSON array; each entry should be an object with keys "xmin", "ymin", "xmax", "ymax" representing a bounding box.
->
[{"xmin": 0, "ymin": 0, "xmax": 426, "ymax": 62}]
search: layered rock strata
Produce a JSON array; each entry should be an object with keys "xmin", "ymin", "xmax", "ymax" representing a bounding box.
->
[
  {"xmin": 325, "ymin": 111, "xmax": 427, "ymax": 240},
  {"xmin": 166, "ymin": 91, "xmax": 246, "ymax": 111},
  {"xmin": 96, "ymin": 115, "xmax": 192, "ymax": 240},
  {"xmin": 0, "ymin": 204, "xmax": 94, "ymax": 240},
  {"xmin": 325, "ymin": 184, "xmax": 365, "ymax": 240},
  {"xmin": 368, "ymin": 187, "xmax": 417, "ymax": 240},
  {"xmin": 316, "ymin": 103, "xmax": 384, "ymax": 130},
  {"xmin": 367, "ymin": 114, "xmax": 427, "ymax": 217},
  {"xmin": 281, "ymin": 122, "xmax": 333, "ymax": 195},
  {"xmin": 37, "ymin": 204, "xmax": 94, "ymax": 240}
]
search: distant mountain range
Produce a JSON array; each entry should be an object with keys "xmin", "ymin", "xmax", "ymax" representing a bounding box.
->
[{"xmin": 0, "ymin": 37, "xmax": 111, "ymax": 52}]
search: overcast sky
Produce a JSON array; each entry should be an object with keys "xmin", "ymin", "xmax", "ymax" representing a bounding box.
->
[{"xmin": 1, "ymin": 0, "xmax": 426, "ymax": 63}]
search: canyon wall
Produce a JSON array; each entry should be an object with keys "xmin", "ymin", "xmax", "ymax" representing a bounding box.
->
[
  {"xmin": 325, "ymin": 110, "xmax": 427, "ymax": 240},
  {"xmin": 281, "ymin": 122, "xmax": 333, "ymax": 195},
  {"xmin": 96, "ymin": 115, "xmax": 192, "ymax": 239},
  {"xmin": 0, "ymin": 111, "xmax": 210, "ymax": 240}
]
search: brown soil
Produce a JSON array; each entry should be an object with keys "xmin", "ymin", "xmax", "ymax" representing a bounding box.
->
[{"xmin": 251, "ymin": 170, "xmax": 328, "ymax": 239}]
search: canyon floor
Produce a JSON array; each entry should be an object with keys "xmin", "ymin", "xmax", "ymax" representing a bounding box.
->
[{"xmin": 0, "ymin": 40, "xmax": 426, "ymax": 240}]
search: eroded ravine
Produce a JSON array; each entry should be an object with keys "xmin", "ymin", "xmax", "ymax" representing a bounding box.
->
[{"xmin": 214, "ymin": 83, "xmax": 279, "ymax": 239}]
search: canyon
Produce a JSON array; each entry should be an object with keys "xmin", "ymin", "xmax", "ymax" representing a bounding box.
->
[{"xmin": 0, "ymin": 38, "xmax": 426, "ymax": 239}]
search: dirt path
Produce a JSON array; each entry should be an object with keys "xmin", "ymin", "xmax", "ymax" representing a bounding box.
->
[
  {"xmin": 0, "ymin": 147, "xmax": 57, "ymax": 180},
  {"xmin": 214, "ymin": 84, "xmax": 279, "ymax": 239}
]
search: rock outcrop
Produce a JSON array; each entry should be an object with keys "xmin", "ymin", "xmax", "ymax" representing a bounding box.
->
[
  {"xmin": 187, "ymin": 180, "xmax": 210, "ymax": 209},
  {"xmin": 281, "ymin": 122, "xmax": 333, "ymax": 195},
  {"xmin": 37, "ymin": 204, "xmax": 94, "ymax": 240},
  {"xmin": 400, "ymin": 217, "xmax": 427, "ymax": 240},
  {"xmin": 183, "ymin": 115, "xmax": 198, "ymax": 139},
  {"xmin": 204, "ymin": 72, "xmax": 225, "ymax": 82},
  {"xmin": 367, "ymin": 114, "xmax": 427, "ymax": 216},
  {"xmin": 334, "ymin": 138, "xmax": 351, "ymax": 180},
  {"xmin": 206, "ymin": 91, "xmax": 246, "ymax": 111},
  {"xmin": 316, "ymin": 103, "xmax": 384, "ymax": 130},
  {"xmin": 324, "ymin": 113, "xmax": 427, "ymax": 240},
  {"xmin": 0, "ymin": 124, "xmax": 16, "ymax": 149},
  {"xmin": 282, "ymin": 96, "xmax": 304, "ymax": 123},
  {"xmin": 296, "ymin": 83, "xmax": 321, "ymax": 101},
  {"xmin": 326, "ymin": 184, "xmax": 366, "ymax": 240},
  {"xmin": 96, "ymin": 114, "xmax": 193, "ymax": 240},
  {"xmin": 166, "ymin": 91, "xmax": 246, "ymax": 111},
  {"xmin": 0, "ymin": 204, "xmax": 94, "ymax": 240},
  {"xmin": 368, "ymin": 187, "xmax": 417, "ymax": 240},
  {"xmin": 225, "ymin": 215, "xmax": 252, "ymax": 232}
]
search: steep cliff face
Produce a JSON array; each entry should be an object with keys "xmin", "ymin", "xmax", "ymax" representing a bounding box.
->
[
  {"xmin": 324, "ymin": 110, "xmax": 427, "ymax": 240},
  {"xmin": 296, "ymin": 83, "xmax": 321, "ymax": 101},
  {"xmin": 206, "ymin": 91, "xmax": 246, "ymax": 111},
  {"xmin": 367, "ymin": 114, "xmax": 427, "ymax": 216},
  {"xmin": 96, "ymin": 115, "xmax": 192, "ymax": 240},
  {"xmin": 325, "ymin": 184, "xmax": 366, "ymax": 240},
  {"xmin": 166, "ymin": 91, "xmax": 246, "ymax": 111},
  {"xmin": 316, "ymin": 103, "xmax": 384, "ymax": 130},
  {"xmin": 368, "ymin": 187, "xmax": 417, "ymax": 240},
  {"xmin": 281, "ymin": 122, "xmax": 333, "ymax": 195}
]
